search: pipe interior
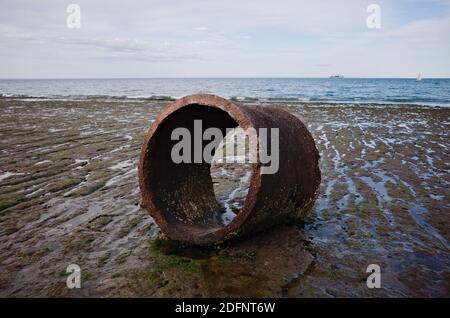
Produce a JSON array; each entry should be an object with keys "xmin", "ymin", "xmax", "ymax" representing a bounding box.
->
[{"xmin": 143, "ymin": 104, "xmax": 240, "ymax": 236}]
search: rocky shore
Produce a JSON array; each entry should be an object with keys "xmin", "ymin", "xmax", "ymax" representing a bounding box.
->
[{"xmin": 0, "ymin": 98, "xmax": 448, "ymax": 297}]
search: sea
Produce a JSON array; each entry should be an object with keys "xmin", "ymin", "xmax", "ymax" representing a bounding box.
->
[{"xmin": 0, "ymin": 78, "xmax": 449, "ymax": 107}]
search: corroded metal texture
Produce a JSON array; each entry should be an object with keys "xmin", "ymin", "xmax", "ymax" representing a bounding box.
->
[{"xmin": 138, "ymin": 94, "xmax": 321, "ymax": 245}]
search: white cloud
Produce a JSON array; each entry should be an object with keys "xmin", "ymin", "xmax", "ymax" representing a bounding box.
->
[
  {"xmin": 194, "ymin": 27, "xmax": 208, "ymax": 31},
  {"xmin": 0, "ymin": 0, "xmax": 449, "ymax": 77}
]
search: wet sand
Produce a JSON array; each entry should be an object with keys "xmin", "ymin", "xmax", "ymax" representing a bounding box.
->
[{"xmin": 0, "ymin": 98, "xmax": 449, "ymax": 297}]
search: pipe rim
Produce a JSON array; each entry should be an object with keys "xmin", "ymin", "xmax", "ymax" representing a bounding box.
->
[{"xmin": 138, "ymin": 94, "xmax": 262, "ymax": 245}]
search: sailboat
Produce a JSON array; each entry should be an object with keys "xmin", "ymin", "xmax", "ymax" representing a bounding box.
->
[{"xmin": 416, "ymin": 73, "xmax": 422, "ymax": 81}]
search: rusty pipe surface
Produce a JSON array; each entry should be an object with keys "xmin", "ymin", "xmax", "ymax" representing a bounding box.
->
[{"xmin": 138, "ymin": 94, "xmax": 321, "ymax": 245}]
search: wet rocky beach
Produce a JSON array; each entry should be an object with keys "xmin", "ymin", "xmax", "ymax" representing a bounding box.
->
[{"xmin": 0, "ymin": 98, "xmax": 449, "ymax": 297}]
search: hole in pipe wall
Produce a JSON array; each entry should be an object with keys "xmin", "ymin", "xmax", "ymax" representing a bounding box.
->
[{"xmin": 210, "ymin": 127, "xmax": 252, "ymax": 225}]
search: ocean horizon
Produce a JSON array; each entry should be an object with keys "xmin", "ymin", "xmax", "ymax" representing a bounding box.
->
[{"xmin": 1, "ymin": 77, "xmax": 449, "ymax": 107}]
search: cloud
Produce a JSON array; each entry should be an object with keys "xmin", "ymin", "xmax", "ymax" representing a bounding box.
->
[
  {"xmin": 384, "ymin": 15, "xmax": 450, "ymax": 41},
  {"xmin": 194, "ymin": 27, "xmax": 208, "ymax": 31},
  {"xmin": 0, "ymin": 31, "xmax": 207, "ymax": 62},
  {"xmin": 0, "ymin": 0, "xmax": 449, "ymax": 77}
]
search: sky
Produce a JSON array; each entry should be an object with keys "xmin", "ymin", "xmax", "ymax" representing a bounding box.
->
[{"xmin": 0, "ymin": 0, "xmax": 449, "ymax": 78}]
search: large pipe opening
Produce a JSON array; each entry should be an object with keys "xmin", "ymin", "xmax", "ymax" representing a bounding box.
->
[
  {"xmin": 139, "ymin": 94, "xmax": 321, "ymax": 245},
  {"xmin": 143, "ymin": 105, "xmax": 239, "ymax": 232}
]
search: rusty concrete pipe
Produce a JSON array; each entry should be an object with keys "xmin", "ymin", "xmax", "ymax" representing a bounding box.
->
[{"xmin": 138, "ymin": 94, "xmax": 321, "ymax": 246}]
